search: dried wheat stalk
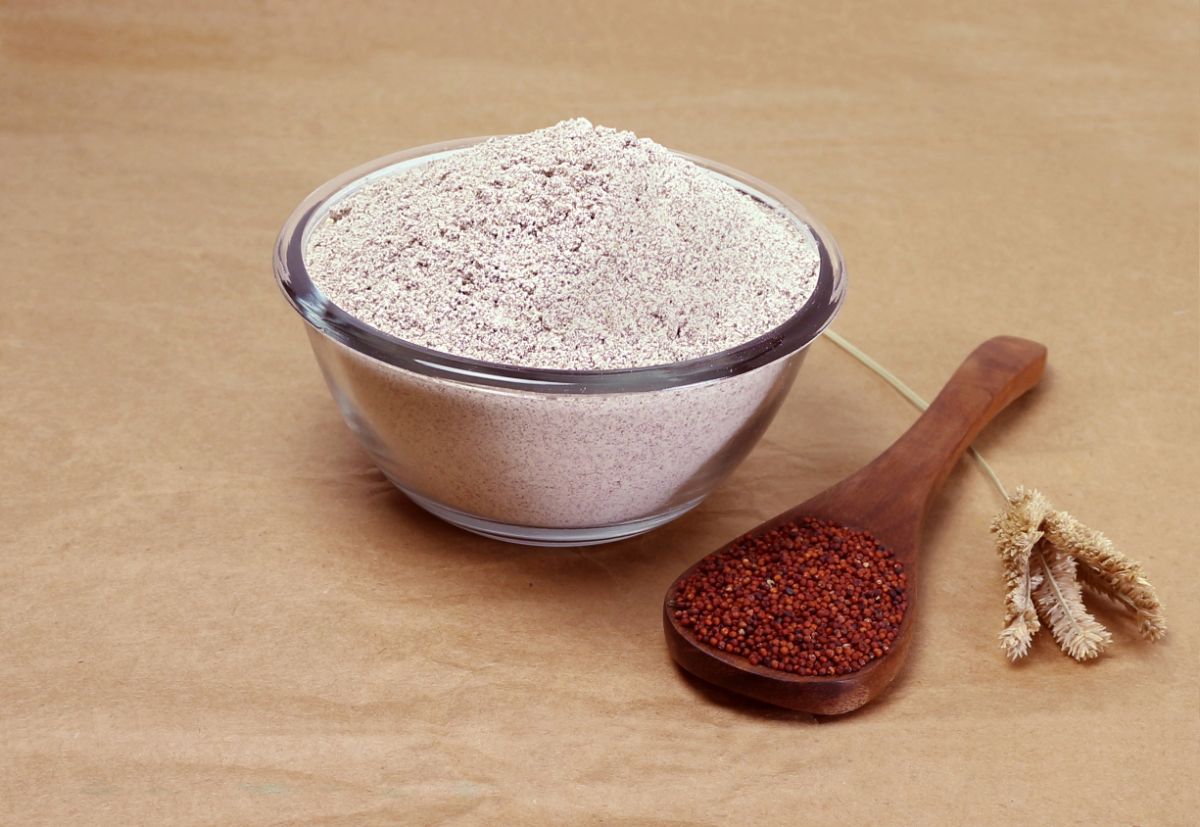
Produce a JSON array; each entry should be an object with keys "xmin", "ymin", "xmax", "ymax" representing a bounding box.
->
[{"xmin": 991, "ymin": 487, "xmax": 1165, "ymax": 661}]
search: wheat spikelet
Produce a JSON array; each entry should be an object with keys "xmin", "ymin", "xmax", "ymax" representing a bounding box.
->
[
  {"xmin": 1043, "ymin": 511, "xmax": 1166, "ymax": 641},
  {"xmin": 991, "ymin": 487, "xmax": 1052, "ymax": 659},
  {"xmin": 1031, "ymin": 546, "xmax": 1112, "ymax": 661}
]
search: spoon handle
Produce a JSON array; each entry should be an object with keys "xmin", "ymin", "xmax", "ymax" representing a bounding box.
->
[{"xmin": 843, "ymin": 336, "xmax": 1047, "ymax": 532}]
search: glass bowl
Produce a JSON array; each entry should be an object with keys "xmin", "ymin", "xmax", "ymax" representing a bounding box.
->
[{"xmin": 274, "ymin": 138, "xmax": 846, "ymax": 546}]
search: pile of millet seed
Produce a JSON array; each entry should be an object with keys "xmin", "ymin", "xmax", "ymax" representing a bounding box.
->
[{"xmin": 670, "ymin": 517, "xmax": 908, "ymax": 676}]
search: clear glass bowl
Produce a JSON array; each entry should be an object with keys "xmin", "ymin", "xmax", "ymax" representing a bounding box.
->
[{"xmin": 274, "ymin": 138, "xmax": 846, "ymax": 546}]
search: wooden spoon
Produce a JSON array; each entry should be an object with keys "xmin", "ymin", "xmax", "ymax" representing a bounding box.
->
[{"xmin": 664, "ymin": 335, "xmax": 1047, "ymax": 715}]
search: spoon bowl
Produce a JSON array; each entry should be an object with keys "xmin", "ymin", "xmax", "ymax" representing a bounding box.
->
[{"xmin": 664, "ymin": 335, "xmax": 1047, "ymax": 715}]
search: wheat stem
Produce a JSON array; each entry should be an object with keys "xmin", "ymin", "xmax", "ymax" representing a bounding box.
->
[{"xmin": 824, "ymin": 330, "xmax": 1009, "ymax": 500}]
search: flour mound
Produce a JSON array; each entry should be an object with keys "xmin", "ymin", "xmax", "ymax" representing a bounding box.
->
[{"xmin": 306, "ymin": 118, "xmax": 819, "ymax": 370}]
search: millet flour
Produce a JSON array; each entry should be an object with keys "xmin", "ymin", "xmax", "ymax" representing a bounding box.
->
[
  {"xmin": 306, "ymin": 118, "xmax": 819, "ymax": 370},
  {"xmin": 298, "ymin": 119, "xmax": 827, "ymax": 534}
]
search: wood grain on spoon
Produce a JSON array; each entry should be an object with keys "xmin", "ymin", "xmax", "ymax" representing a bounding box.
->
[{"xmin": 664, "ymin": 335, "xmax": 1048, "ymax": 715}]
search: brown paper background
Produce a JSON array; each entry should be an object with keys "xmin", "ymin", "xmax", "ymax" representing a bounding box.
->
[{"xmin": 2, "ymin": 1, "xmax": 1197, "ymax": 824}]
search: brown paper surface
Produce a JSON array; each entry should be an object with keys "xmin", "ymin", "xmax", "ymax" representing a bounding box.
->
[{"xmin": 2, "ymin": 2, "xmax": 1197, "ymax": 824}]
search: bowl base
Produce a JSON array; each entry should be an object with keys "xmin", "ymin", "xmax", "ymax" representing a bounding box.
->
[{"xmin": 394, "ymin": 485, "xmax": 705, "ymax": 547}]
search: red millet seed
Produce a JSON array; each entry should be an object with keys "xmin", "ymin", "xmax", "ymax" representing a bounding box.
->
[{"xmin": 671, "ymin": 517, "xmax": 908, "ymax": 677}]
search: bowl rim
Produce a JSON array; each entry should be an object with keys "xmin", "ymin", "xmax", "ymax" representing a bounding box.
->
[{"xmin": 273, "ymin": 136, "xmax": 846, "ymax": 394}]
